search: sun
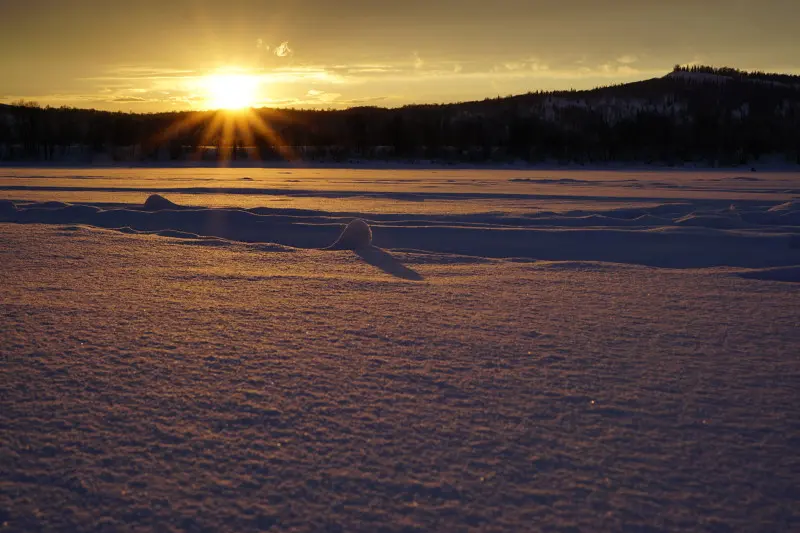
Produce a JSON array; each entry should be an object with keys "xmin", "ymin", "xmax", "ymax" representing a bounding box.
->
[{"xmin": 204, "ymin": 73, "xmax": 260, "ymax": 110}]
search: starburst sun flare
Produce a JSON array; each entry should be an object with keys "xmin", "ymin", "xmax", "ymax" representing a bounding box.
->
[
  {"xmin": 204, "ymin": 73, "xmax": 261, "ymax": 110},
  {"xmin": 154, "ymin": 70, "xmax": 291, "ymax": 164}
]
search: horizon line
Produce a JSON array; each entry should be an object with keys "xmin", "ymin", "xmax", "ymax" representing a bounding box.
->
[{"xmin": 3, "ymin": 64, "xmax": 799, "ymax": 116}]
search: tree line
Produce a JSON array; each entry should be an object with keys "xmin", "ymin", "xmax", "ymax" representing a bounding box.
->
[{"xmin": 1, "ymin": 65, "xmax": 799, "ymax": 166}]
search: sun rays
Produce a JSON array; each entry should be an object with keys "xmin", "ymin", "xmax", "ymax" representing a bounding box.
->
[
  {"xmin": 145, "ymin": 67, "xmax": 296, "ymax": 164},
  {"xmin": 204, "ymin": 73, "xmax": 260, "ymax": 110},
  {"xmin": 153, "ymin": 106, "xmax": 293, "ymax": 164}
]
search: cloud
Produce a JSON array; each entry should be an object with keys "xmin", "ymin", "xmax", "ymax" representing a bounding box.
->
[
  {"xmin": 274, "ymin": 41, "xmax": 293, "ymax": 57},
  {"xmin": 346, "ymin": 96, "xmax": 389, "ymax": 104},
  {"xmin": 24, "ymin": 54, "xmax": 679, "ymax": 113},
  {"xmin": 509, "ymin": 60, "xmax": 550, "ymax": 73},
  {"xmin": 503, "ymin": 62, "xmax": 526, "ymax": 71},
  {"xmin": 258, "ymin": 58, "xmax": 655, "ymax": 88},
  {"xmin": 616, "ymin": 55, "xmax": 638, "ymax": 65},
  {"xmin": 262, "ymin": 66, "xmax": 343, "ymax": 84},
  {"xmin": 492, "ymin": 59, "xmax": 550, "ymax": 75},
  {"xmin": 254, "ymin": 89, "xmax": 350, "ymax": 109},
  {"xmin": 94, "ymin": 66, "xmax": 198, "ymax": 80},
  {"xmin": 326, "ymin": 64, "xmax": 401, "ymax": 76},
  {"xmin": 256, "ymin": 38, "xmax": 268, "ymax": 51},
  {"xmin": 347, "ymin": 67, "xmax": 398, "ymax": 73},
  {"xmin": 305, "ymin": 89, "xmax": 341, "ymax": 103},
  {"xmin": 599, "ymin": 63, "xmax": 641, "ymax": 76},
  {"xmin": 617, "ymin": 65, "xmax": 640, "ymax": 76},
  {"xmin": 103, "ymin": 87, "xmax": 206, "ymax": 107}
]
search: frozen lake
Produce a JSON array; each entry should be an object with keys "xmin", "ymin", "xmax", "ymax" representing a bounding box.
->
[
  {"xmin": 2, "ymin": 167, "xmax": 799, "ymax": 269},
  {"xmin": 1, "ymin": 167, "xmax": 798, "ymax": 214},
  {"xmin": 1, "ymin": 167, "xmax": 799, "ymax": 531}
]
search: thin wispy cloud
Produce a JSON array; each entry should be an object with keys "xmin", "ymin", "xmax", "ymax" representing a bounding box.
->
[
  {"xmin": 503, "ymin": 62, "xmax": 526, "ymax": 71},
  {"xmin": 346, "ymin": 96, "xmax": 389, "ymax": 104},
  {"xmin": 347, "ymin": 67, "xmax": 398, "ymax": 74},
  {"xmin": 598, "ymin": 63, "xmax": 642, "ymax": 77},
  {"xmin": 3, "ymin": 0, "xmax": 798, "ymax": 113},
  {"xmin": 24, "ymin": 56, "xmax": 671, "ymax": 111},
  {"xmin": 306, "ymin": 89, "xmax": 341, "ymax": 103},
  {"xmin": 112, "ymin": 96, "xmax": 147, "ymax": 102},
  {"xmin": 478, "ymin": 60, "xmax": 658, "ymax": 81},
  {"xmin": 93, "ymin": 67, "xmax": 199, "ymax": 80}
]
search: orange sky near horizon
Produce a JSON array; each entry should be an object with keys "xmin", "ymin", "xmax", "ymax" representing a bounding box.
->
[{"xmin": 1, "ymin": 0, "xmax": 798, "ymax": 112}]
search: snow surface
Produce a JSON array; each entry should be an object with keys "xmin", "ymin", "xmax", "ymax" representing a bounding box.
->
[{"xmin": 1, "ymin": 168, "xmax": 799, "ymax": 531}]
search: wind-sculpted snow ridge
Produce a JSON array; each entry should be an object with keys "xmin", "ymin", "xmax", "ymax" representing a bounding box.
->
[
  {"xmin": 2, "ymin": 196, "xmax": 800, "ymax": 268},
  {"xmin": 737, "ymin": 265, "xmax": 800, "ymax": 283},
  {"xmin": 767, "ymin": 200, "xmax": 800, "ymax": 213}
]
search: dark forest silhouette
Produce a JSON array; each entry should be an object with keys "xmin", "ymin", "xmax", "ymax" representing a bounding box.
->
[{"xmin": 1, "ymin": 65, "xmax": 799, "ymax": 166}]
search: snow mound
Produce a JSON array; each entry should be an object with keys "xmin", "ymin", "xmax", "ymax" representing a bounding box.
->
[
  {"xmin": 36, "ymin": 201, "xmax": 71, "ymax": 209},
  {"xmin": 328, "ymin": 219, "xmax": 373, "ymax": 250},
  {"xmin": 768, "ymin": 200, "xmax": 799, "ymax": 213},
  {"xmin": 143, "ymin": 194, "xmax": 180, "ymax": 211},
  {"xmin": 739, "ymin": 266, "xmax": 800, "ymax": 283},
  {"xmin": 117, "ymin": 227, "xmax": 205, "ymax": 240},
  {"xmin": 62, "ymin": 204, "xmax": 102, "ymax": 217},
  {"xmin": 2, "ymin": 199, "xmax": 799, "ymax": 268},
  {"xmin": 674, "ymin": 213, "xmax": 745, "ymax": 229}
]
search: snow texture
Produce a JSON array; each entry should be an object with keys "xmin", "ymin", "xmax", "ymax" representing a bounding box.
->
[{"xmin": 1, "ymin": 168, "xmax": 800, "ymax": 532}]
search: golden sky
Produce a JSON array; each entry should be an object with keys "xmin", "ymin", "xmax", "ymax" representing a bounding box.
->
[{"xmin": 1, "ymin": 0, "xmax": 798, "ymax": 112}]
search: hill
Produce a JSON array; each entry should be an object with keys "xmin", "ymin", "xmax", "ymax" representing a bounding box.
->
[{"xmin": 1, "ymin": 65, "xmax": 799, "ymax": 166}]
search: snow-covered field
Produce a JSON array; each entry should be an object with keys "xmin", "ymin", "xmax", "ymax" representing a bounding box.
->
[{"xmin": 1, "ymin": 168, "xmax": 799, "ymax": 531}]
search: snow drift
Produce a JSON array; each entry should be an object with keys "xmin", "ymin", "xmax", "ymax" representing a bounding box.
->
[
  {"xmin": 738, "ymin": 265, "xmax": 800, "ymax": 283},
  {"xmin": 328, "ymin": 219, "xmax": 373, "ymax": 250},
  {"xmin": 143, "ymin": 194, "xmax": 182, "ymax": 211},
  {"xmin": 2, "ymin": 195, "xmax": 800, "ymax": 269}
]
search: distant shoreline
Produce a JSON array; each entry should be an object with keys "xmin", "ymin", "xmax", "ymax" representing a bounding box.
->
[{"xmin": 2, "ymin": 159, "xmax": 800, "ymax": 173}]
